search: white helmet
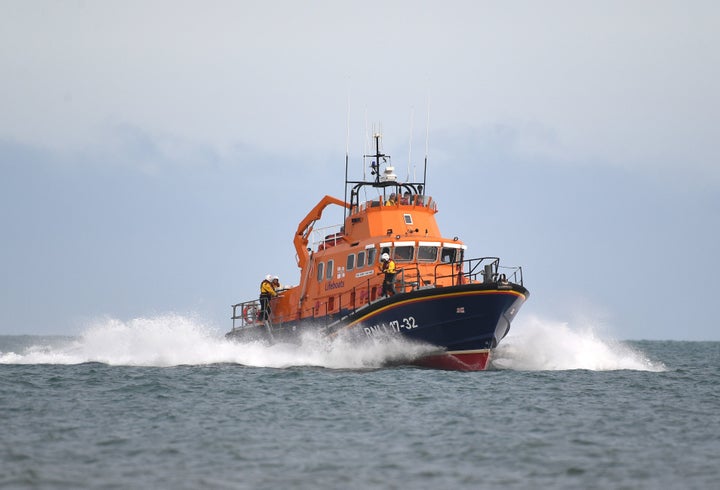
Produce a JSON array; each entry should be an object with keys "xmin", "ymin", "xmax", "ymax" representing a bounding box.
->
[
  {"xmin": 273, "ymin": 276, "xmax": 280, "ymax": 282},
  {"xmin": 265, "ymin": 274, "xmax": 273, "ymax": 281},
  {"xmin": 381, "ymin": 253, "xmax": 390, "ymax": 261}
]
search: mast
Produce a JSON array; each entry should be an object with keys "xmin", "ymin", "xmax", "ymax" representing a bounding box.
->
[
  {"xmin": 366, "ymin": 133, "xmax": 385, "ymax": 185},
  {"xmin": 346, "ymin": 126, "xmax": 426, "ymax": 205},
  {"xmin": 376, "ymin": 133, "xmax": 381, "ymax": 183}
]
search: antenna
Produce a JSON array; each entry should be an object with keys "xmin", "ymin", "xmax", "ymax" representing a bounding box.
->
[
  {"xmin": 423, "ymin": 95, "xmax": 430, "ymax": 192},
  {"xmin": 344, "ymin": 96, "xmax": 350, "ymax": 222},
  {"xmin": 363, "ymin": 108, "xmax": 368, "ymax": 180},
  {"xmin": 345, "ymin": 94, "xmax": 350, "ymax": 157},
  {"xmin": 407, "ymin": 107, "xmax": 414, "ymax": 182},
  {"xmin": 425, "ymin": 96, "xmax": 430, "ymax": 160},
  {"xmin": 362, "ymin": 108, "xmax": 369, "ymax": 202}
]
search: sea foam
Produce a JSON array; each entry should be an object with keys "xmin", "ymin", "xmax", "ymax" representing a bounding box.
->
[
  {"xmin": 491, "ymin": 314, "xmax": 666, "ymax": 371},
  {"xmin": 0, "ymin": 313, "xmax": 665, "ymax": 371},
  {"xmin": 0, "ymin": 314, "xmax": 436, "ymax": 369}
]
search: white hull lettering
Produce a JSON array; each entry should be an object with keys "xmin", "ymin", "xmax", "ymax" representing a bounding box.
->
[{"xmin": 363, "ymin": 316, "xmax": 419, "ymax": 337}]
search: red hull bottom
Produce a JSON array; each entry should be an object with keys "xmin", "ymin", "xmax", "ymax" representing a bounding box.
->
[{"xmin": 413, "ymin": 349, "xmax": 491, "ymax": 371}]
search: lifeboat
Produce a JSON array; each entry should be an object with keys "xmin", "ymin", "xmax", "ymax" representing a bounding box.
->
[{"xmin": 226, "ymin": 133, "xmax": 529, "ymax": 370}]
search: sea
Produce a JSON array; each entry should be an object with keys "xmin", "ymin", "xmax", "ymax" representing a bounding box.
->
[{"xmin": 1, "ymin": 315, "xmax": 718, "ymax": 490}]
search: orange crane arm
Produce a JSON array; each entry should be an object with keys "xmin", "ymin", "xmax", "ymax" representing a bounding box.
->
[{"xmin": 294, "ymin": 195, "xmax": 350, "ymax": 269}]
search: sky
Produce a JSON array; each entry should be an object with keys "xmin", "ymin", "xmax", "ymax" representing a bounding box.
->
[{"xmin": 1, "ymin": 1, "xmax": 719, "ymax": 340}]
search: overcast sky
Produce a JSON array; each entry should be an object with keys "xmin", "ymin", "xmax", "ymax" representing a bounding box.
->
[{"xmin": 1, "ymin": 1, "xmax": 718, "ymax": 340}]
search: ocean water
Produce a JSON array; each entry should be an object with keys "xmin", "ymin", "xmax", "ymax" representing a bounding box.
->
[{"xmin": 1, "ymin": 316, "xmax": 718, "ymax": 489}]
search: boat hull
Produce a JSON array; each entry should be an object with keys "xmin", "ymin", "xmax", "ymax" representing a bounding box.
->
[{"xmin": 226, "ymin": 283, "xmax": 528, "ymax": 371}]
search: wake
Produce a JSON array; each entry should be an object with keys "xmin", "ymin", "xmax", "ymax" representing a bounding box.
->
[
  {"xmin": 491, "ymin": 314, "xmax": 666, "ymax": 371},
  {"xmin": 0, "ymin": 314, "xmax": 436, "ymax": 369},
  {"xmin": 1, "ymin": 314, "xmax": 665, "ymax": 372}
]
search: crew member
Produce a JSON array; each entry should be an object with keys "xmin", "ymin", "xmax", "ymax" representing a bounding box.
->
[
  {"xmin": 385, "ymin": 193, "xmax": 397, "ymax": 206},
  {"xmin": 258, "ymin": 274, "xmax": 277, "ymax": 321},
  {"xmin": 378, "ymin": 253, "xmax": 397, "ymax": 297}
]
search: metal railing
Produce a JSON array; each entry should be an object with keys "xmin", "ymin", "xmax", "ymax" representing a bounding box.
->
[
  {"xmin": 312, "ymin": 224, "xmax": 345, "ymax": 252},
  {"xmin": 230, "ymin": 300, "xmax": 261, "ymax": 330},
  {"xmin": 434, "ymin": 256, "xmax": 524, "ymax": 287},
  {"xmin": 232, "ymin": 257, "xmax": 523, "ymax": 330}
]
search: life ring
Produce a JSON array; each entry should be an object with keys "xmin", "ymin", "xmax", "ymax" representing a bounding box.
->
[{"xmin": 242, "ymin": 305, "xmax": 258, "ymax": 323}]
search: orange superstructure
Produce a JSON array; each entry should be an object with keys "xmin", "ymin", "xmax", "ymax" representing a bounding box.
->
[{"xmin": 272, "ymin": 190, "xmax": 466, "ymax": 325}]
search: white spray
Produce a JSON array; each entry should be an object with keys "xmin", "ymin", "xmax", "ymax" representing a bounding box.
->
[{"xmin": 491, "ymin": 314, "xmax": 665, "ymax": 371}]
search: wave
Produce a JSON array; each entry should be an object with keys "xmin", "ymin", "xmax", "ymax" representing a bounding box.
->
[{"xmin": 490, "ymin": 314, "xmax": 666, "ymax": 371}]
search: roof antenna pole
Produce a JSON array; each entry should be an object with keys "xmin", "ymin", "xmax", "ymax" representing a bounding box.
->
[
  {"xmin": 362, "ymin": 108, "xmax": 368, "ymax": 202},
  {"xmin": 407, "ymin": 107, "xmax": 414, "ymax": 182},
  {"xmin": 423, "ymin": 94, "xmax": 430, "ymax": 193},
  {"xmin": 346, "ymin": 93, "xmax": 351, "ymax": 158},
  {"xmin": 363, "ymin": 108, "xmax": 369, "ymax": 181},
  {"xmin": 344, "ymin": 92, "xmax": 350, "ymax": 222}
]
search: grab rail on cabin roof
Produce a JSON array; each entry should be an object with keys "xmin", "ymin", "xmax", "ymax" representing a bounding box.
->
[
  {"xmin": 353, "ymin": 194, "xmax": 437, "ymax": 212},
  {"xmin": 311, "ymin": 224, "xmax": 345, "ymax": 251}
]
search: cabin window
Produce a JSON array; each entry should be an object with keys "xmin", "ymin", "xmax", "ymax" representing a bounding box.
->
[
  {"xmin": 403, "ymin": 214, "xmax": 413, "ymax": 225},
  {"xmin": 418, "ymin": 246, "xmax": 439, "ymax": 262},
  {"xmin": 326, "ymin": 259, "xmax": 334, "ymax": 279},
  {"xmin": 357, "ymin": 251, "xmax": 366, "ymax": 268},
  {"xmin": 317, "ymin": 262, "xmax": 325, "ymax": 281},
  {"xmin": 441, "ymin": 247, "xmax": 461, "ymax": 263},
  {"xmin": 346, "ymin": 254, "xmax": 355, "ymax": 271},
  {"xmin": 393, "ymin": 245, "xmax": 414, "ymax": 262},
  {"xmin": 367, "ymin": 248, "xmax": 377, "ymax": 266}
]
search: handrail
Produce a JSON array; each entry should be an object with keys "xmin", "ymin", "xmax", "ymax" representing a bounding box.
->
[
  {"xmin": 230, "ymin": 300, "xmax": 262, "ymax": 330},
  {"xmin": 434, "ymin": 256, "xmax": 523, "ymax": 287},
  {"xmin": 231, "ymin": 256, "xmax": 523, "ymax": 331}
]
